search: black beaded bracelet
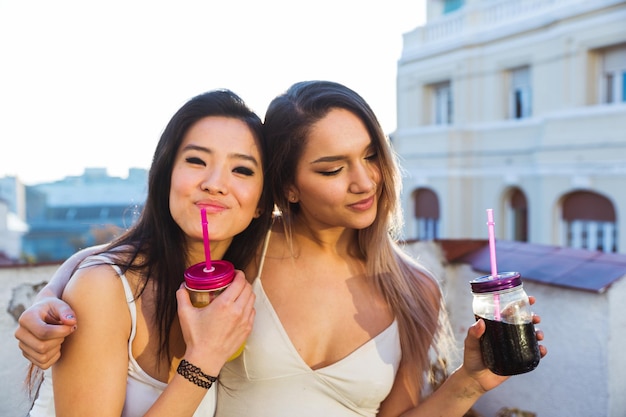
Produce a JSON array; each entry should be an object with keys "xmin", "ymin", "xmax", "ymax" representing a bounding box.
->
[{"xmin": 177, "ymin": 359, "xmax": 218, "ymax": 390}]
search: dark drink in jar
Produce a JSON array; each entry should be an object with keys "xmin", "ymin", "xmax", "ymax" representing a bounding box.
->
[{"xmin": 470, "ymin": 272, "xmax": 540, "ymax": 376}]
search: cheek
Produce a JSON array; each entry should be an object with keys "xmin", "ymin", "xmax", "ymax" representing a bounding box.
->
[
  {"xmin": 168, "ymin": 187, "xmax": 183, "ymax": 221},
  {"xmin": 170, "ymin": 167, "xmax": 196, "ymax": 196},
  {"xmin": 304, "ymin": 182, "xmax": 342, "ymax": 206},
  {"xmin": 168, "ymin": 180, "xmax": 182, "ymax": 210},
  {"xmin": 240, "ymin": 180, "xmax": 264, "ymax": 209},
  {"xmin": 169, "ymin": 169, "xmax": 192, "ymax": 215},
  {"xmin": 372, "ymin": 164, "xmax": 382, "ymax": 183}
]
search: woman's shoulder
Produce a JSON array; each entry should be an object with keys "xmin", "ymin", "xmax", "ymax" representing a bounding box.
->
[
  {"xmin": 67, "ymin": 257, "xmax": 125, "ymax": 290},
  {"xmin": 65, "ymin": 248, "xmax": 135, "ymax": 300}
]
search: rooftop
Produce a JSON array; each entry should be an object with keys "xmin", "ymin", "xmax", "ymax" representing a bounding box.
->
[{"xmin": 436, "ymin": 239, "xmax": 626, "ymax": 293}]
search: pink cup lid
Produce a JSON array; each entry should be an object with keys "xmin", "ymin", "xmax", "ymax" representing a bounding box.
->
[{"xmin": 184, "ymin": 260, "xmax": 235, "ymax": 291}]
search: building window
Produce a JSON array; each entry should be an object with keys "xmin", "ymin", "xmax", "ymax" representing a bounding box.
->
[
  {"xmin": 562, "ymin": 191, "xmax": 617, "ymax": 253},
  {"xmin": 443, "ymin": 0, "xmax": 464, "ymax": 14},
  {"xmin": 507, "ymin": 188, "xmax": 528, "ymax": 242},
  {"xmin": 508, "ymin": 66, "xmax": 532, "ymax": 119},
  {"xmin": 430, "ymin": 81, "xmax": 453, "ymax": 125},
  {"xmin": 413, "ymin": 188, "xmax": 440, "ymax": 240},
  {"xmin": 601, "ymin": 44, "xmax": 626, "ymax": 104}
]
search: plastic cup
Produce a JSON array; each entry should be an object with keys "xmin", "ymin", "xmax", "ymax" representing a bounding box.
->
[
  {"xmin": 184, "ymin": 260, "xmax": 244, "ymax": 360},
  {"xmin": 184, "ymin": 260, "xmax": 235, "ymax": 307},
  {"xmin": 470, "ymin": 272, "xmax": 540, "ymax": 375}
]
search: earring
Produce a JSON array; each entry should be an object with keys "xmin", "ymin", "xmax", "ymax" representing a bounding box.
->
[{"xmin": 289, "ymin": 195, "xmax": 298, "ymax": 203}]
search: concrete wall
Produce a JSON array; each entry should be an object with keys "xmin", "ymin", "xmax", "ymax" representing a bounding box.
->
[
  {"xmin": 402, "ymin": 241, "xmax": 625, "ymax": 417},
  {"xmin": 0, "ymin": 264, "xmax": 59, "ymax": 417}
]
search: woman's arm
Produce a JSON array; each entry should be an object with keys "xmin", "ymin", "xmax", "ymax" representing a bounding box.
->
[
  {"xmin": 14, "ymin": 245, "xmax": 104, "ymax": 369},
  {"xmin": 378, "ymin": 298, "xmax": 546, "ymax": 417},
  {"xmin": 55, "ymin": 264, "xmax": 254, "ymax": 417},
  {"xmin": 52, "ymin": 263, "xmax": 132, "ymax": 416}
]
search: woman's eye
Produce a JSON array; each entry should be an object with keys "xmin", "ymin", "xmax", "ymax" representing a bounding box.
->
[
  {"xmin": 365, "ymin": 152, "xmax": 378, "ymax": 161},
  {"xmin": 319, "ymin": 168, "xmax": 342, "ymax": 177},
  {"xmin": 185, "ymin": 156, "xmax": 205, "ymax": 166},
  {"xmin": 234, "ymin": 166, "xmax": 255, "ymax": 176}
]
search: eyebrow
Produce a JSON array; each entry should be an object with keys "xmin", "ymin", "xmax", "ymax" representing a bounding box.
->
[
  {"xmin": 311, "ymin": 155, "xmax": 346, "ymax": 164},
  {"xmin": 183, "ymin": 144, "xmax": 259, "ymax": 167},
  {"xmin": 310, "ymin": 143, "xmax": 376, "ymax": 165}
]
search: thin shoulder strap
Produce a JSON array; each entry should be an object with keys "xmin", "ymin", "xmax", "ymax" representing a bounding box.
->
[
  {"xmin": 80, "ymin": 254, "xmax": 135, "ymax": 304},
  {"xmin": 255, "ymin": 228, "xmax": 272, "ymax": 281}
]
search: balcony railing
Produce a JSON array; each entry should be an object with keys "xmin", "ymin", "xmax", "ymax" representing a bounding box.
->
[{"xmin": 403, "ymin": 0, "xmax": 611, "ymax": 56}]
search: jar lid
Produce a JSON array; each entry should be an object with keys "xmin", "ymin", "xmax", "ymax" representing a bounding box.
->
[
  {"xmin": 184, "ymin": 260, "xmax": 235, "ymax": 290},
  {"xmin": 470, "ymin": 271, "xmax": 522, "ymax": 293}
]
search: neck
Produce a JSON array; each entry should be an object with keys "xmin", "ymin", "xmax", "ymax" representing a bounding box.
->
[
  {"xmin": 290, "ymin": 216, "xmax": 358, "ymax": 257},
  {"xmin": 186, "ymin": 239, "xmax": 231, "ymax": 266}
]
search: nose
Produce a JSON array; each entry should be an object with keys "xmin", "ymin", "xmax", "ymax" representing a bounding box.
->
[
  {"xmin": 348, "ymin": 161, "xmax": 378, "ymax": 194},
  {"xmin": 201, "ymin": 167, "xmax": 229, "ymax": 195}
]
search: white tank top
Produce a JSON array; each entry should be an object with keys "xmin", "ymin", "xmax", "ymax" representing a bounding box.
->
[
  {"xmin": 216, "ymin": 231, "xmax": 402, "ymax": 416},
  {"xmin": 29, "ymin": 254, "xmax": 217, "ymax": 417}
]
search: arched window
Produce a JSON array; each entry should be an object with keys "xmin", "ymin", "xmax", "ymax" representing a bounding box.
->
[
  {"xmin": 562, "ymin": 191, "xmax": 617, "ymax": 252},
  {"xmin": 507, "ymin": 188, "xmax": 528, "ymax": 242},
  {"xmin": 413, "ymin": 188, "xmax": 440, "ymax": 240}
]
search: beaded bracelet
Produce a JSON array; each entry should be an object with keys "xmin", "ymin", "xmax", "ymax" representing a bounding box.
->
[{"xmin": 177, "ymin": 359, "xmax": 218, "ymax": 390}]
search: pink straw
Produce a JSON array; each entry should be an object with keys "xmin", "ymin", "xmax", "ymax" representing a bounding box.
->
[
  {"xmin": 201, "ymin": 208, "xmax": 214, "ymax": 273},
  {"xmin": 486, "ymin": 209, "xmax": 501, "ymax": 320},
  {"xmin": 486, "ymin": 209, "xmax": 498, "ymax": 278}
]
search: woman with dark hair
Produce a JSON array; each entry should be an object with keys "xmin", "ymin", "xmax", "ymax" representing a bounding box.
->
[{"xmin": 26, "ymin": 89, "xmax": 272, "ymax": 416}]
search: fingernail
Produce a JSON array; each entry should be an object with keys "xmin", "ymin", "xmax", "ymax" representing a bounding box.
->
[{"xmin": 66, "ymin": 315, "xmax": 75, "ymax": 320}]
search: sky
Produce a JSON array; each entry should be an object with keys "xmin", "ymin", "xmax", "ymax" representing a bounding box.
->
[{"xmin": 0, "ymin": 0, "xmax": 426, "ymax": 185}]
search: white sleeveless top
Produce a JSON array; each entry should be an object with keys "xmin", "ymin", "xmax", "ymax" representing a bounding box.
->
[
  {"xmin": 29, "ymin": 255, "xmax": 217, "ymax": 417},
  {"xmin": 216, "ymin": 232, "xmax": 402, "ymax": 417}
]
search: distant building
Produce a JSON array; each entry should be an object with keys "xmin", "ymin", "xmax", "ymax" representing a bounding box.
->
[
  {"xmin": 22, "ymin": 168, "xmax": 147, "ymax": 261},
  {"xmin": 0, "ymin": 177, "xmax": 28, "ymax": 261},
  {"xmin": 395, "ymin": 0, "xmax": 626, "ymax": 253}
]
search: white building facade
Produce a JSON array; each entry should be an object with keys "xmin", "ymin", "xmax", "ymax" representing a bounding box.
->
[{"xmin": 395, "ymin": 0, "xmax": 626, "ymax": 253}]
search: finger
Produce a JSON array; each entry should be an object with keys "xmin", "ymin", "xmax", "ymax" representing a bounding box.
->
[
  {"xmin": 215, "ymin": 274, "xmax": 245, "ymax": 305},
  {"xmin": 23, "ymin": 349, "xmax": 61, "ymax": 370},
  {"xmin": 532, "ymin": 313, "xmax": 541, "ymax": 324},
  {"xmin": 247, "ymin": 305, "xmax": 256, "ymax": 324},
  {"xmin": 14, "ymin": 327, "xmax": 66, "ymax": 355},
  {"xmin": 528, "ymin": 295, "xmax": 536, "ymax": 305},
  {"xmin": 176, "ymin": 286, "xmax": 193, "ymax": 310},
  {"xmin": 535, "ymin": 328, "xmax": 544, "ymax": 341},
  {"xmin": 468, "ymin": 319, "xmax": 485, "ymax": 339},
  {"xmin": 229, "ymin": 271, "xmax": 248, "ymax": 294},
  {"xmin": 16, "ymin": 320, "xmax": 76, "ymax": 344},
  {"xmin": 45, "ymin": 304, "xmax": 78, "ymax": 326},
  {"xmin": 29, "ymin": 298, "xmax": 78, "ymax": 326},
  {"xmin": 17, "ymin": 301, "xmax": 77, "ymax": 338},
  {"xmin": 539, "ymin": 345, "xmax": 548, "ymax": 357},
  {"xmin": 228, "ymin": 280, "xmax": 253, "ymax": 308},
  {"xmin": 241, "ymin": 293, "xmax": 256, "ymax": 322},
  {"xmin": 17, "ymin": 339, "xmax": 62, "ymax": 369}
]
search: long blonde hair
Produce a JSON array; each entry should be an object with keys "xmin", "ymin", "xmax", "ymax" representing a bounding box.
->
[{"xmin": 263, "ymin": 80, "xmax": 454, "ymax": 396}]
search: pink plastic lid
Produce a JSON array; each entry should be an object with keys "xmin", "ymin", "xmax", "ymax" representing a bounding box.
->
[{"xmin": 184, "ymin": 260, "xmax": 235, "ymax": 291}]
